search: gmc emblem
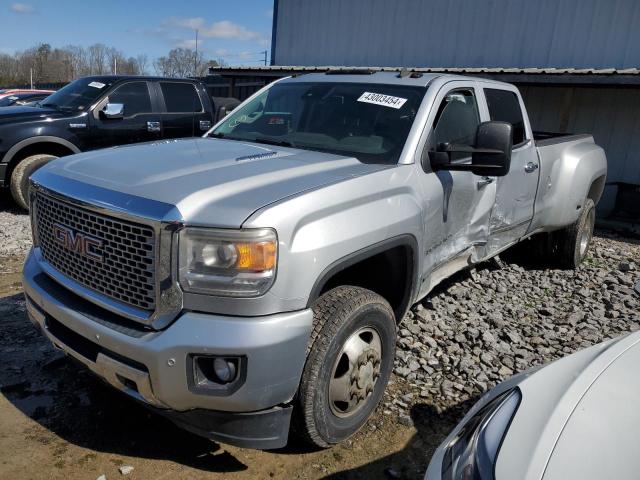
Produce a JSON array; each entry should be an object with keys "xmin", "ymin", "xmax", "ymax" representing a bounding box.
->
[{"xmin": 53, "ymin": 223, "xmax": 103, "ymax": 262}]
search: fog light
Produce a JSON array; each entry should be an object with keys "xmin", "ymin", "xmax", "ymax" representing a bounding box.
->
[
  {"xmin": 214, "ymin": 357, "xmax": 237, "ymax": 383},
  {"xmin": 190, "ymin": 355, "xmax": 244, "ymax": 394}
]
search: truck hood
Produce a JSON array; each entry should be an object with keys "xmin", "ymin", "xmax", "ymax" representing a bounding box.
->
[
  {"xmin": 0, "ymin": 105, "xmax": 64, "ymax": 125},
  {"xmin": 35, "ymin": 137, "xmax": 391, "ymax": 227}
]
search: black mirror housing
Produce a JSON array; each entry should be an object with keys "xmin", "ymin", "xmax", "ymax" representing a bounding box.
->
[
  {"xmin": 423, "ymin": 149, "xmax": 448, "ymax": 171},
  {"xmin": 425, "ymin": 121, "xmax": 513, "ymax": 177},
  {"xmin": 471, "ymin": 121, "xmax": 513, "ymax": 177}
]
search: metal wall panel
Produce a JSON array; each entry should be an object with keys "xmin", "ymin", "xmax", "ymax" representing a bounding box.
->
[
  {"xmin": 273, "ymin": 0, "xmax": 640, "ymax": 69},
  {"xmin": 520, "ymin": 85, "xmax": 640, "ymax": 186}
]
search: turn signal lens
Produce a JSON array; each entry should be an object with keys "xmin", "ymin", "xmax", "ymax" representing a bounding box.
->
[{"xmin": 236, "ymin": 241, "xmax": 277, "ymax": 271}]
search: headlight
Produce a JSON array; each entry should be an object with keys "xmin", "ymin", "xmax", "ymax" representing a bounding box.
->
[
  {"xmin": 178, "ymin": 227, "xmax": 277, "ymax": 297},
  {"xmin": 442, "ymin": 388, "xmax": 521, "ymax": 480}
]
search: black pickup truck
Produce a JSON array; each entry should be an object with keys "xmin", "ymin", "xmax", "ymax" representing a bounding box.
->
[{"xmin": 0, "ymin": 75, "xmax": 237, "ymax": 209}]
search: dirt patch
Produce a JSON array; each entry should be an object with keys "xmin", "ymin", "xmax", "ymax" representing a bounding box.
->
[
  {"xmin": 2, "ymin": 231, "xmax": 638, "ymax": 479},
  {"xmin": 0, "ymin": 254, "xmax": 454, "ymax": 480}
]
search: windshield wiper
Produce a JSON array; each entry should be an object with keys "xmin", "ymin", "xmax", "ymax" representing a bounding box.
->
[
  {"xmin": 40, "ymin": 103, "xmax": 61, "ymax": 110},
  {"xmin": 41, "ymin": 103, "xmax": 74, "ymax": 112},
  {"xmin": 252, "ymin": 137, "xmax": 296, "ymax": 148},
  {"xmin": 208, "ymin": 132, "xmax": 296, "ymax": 148}
]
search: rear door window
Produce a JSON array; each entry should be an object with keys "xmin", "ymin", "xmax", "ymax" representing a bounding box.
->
[
  {"xmin": 160, "ymin": 82, "xmax": 203, "ymax": 113},
  {"xmin": 484, "ymin": 88, "xmax": 527, "ymax": 146},
  {"xmin": 108, "ymin": 82, "xmax": 152, "ymax": 117}
]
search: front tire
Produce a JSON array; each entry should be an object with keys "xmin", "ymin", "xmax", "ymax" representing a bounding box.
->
[
  {"xmin": 10, "ymin": 154, "xmax": 58, "ymax": 210},
  {"xmin": 295, "ymin": 286, "xmax": 396, "ymax": 448}
]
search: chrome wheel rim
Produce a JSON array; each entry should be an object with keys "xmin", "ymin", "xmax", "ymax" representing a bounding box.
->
[
  {"xmin": 328, "ymin": 326, "xmax": 382, "ymax": 418},
  {"xmin": 580, "ymin": 207, "xmax": 595, "ymax": 257}
]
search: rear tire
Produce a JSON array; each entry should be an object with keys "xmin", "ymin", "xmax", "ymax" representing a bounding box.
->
[
  {"xmin": 294, "ymin": 286, "xmax": 396, "ymax": 448},
  {"xmin": 553, "ymin": 198, "xmax": 596, "ymax": 269},
  {"xmin": 9, "ymin": 154, "xmax": 57, "ymax": 210}
]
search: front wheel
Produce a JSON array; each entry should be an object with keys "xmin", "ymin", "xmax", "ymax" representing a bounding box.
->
[
  {"xmin": 10, "ymin": 154, "xmax": 58, "ymax": 210},
  {"xmin": 294, "ymin": 286, "xmax": 396, "ymax": 448}
]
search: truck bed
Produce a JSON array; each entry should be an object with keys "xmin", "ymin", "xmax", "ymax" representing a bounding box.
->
[
  {"xmin": 529, "ymin": 131, "xmax": 606, "ymax": 233},
  {"xmin": 533, "ymin": 131, "xmax": 592, "ymax": 147}
]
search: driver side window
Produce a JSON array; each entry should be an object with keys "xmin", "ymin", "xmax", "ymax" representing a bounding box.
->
[
  {"xmin": 433, "ymin": 89, "xmax": 480, "ymax": 161},
  {"xmin": 217, "ymin": 90, "xmax": 266, "ymax": 134},
  {"xmin": 108, "ymin": 82, "xmax": 152, "ymax": 118}
]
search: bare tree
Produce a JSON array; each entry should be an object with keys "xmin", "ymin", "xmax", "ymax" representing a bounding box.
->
[
  {"xmin": 100, "ymin": 47, "xmax": 139, "ymax": 75},
  {"xmin": 65, "ymin": 45, "xmax": 89, "ymax": 79},
  {"xmin": 0, "ymin": 42, "xmax": 221, "ymax": 87},
  {"xmin": 135, "ymin": 54, "xmax": 149, "ymax": 75},
  {"xmin": 87, "ymin": 43, "xmax": 108, "ymax": 75},
  {"xmin": 0, "ymin": 53, "xmax": 18, "ymax": 85},
  {"xmin": 153, "ymin": 48, "xmax": 213, "ymax": 77}
]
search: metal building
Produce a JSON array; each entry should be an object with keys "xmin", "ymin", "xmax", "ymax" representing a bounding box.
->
[
  {"xmin": 270, "ymin": 0, "xmax": 640, "ymax": 69},
  {"xmin": 212, "ymin": 0, "xmax": 640, "ymax": 223}
]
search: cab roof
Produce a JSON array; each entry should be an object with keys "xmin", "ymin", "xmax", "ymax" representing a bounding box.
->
[
  {"xmin": 76, "ymin": 75, "xmax": 200, "ymax": 83},
  {"xmin": 278, "ymin": 70, "xmax": 514, "ymax": 89},
  {"xmin": 281, "ymin": 70, "xmax": 440, "ymax": 87}
]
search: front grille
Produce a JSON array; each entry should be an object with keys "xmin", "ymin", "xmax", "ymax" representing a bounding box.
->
[{"xmin": 35, "ymin": 193, "xmax": 157, "ymax": 311}]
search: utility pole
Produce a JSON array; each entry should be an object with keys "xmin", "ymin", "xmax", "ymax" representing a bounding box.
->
[
  {"xmin": 263, "ymin": 50, "xmax": 267, "ymax": 66},
  {"xmin": 194, "ymin": 29, "xmax": 199, "ymax": 76},
  {"xmin": 114, "ymin": 57, "xmax": 117, "ymax": 75},
  {"xmin": 30, "ymin": 68, "xmax": 33, "ymax": 89}
]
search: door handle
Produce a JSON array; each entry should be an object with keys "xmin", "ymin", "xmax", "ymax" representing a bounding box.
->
[
  {"xmin": 525, "ymin": 162, "xmax": 539, "ymax": 173},
  {"xmin": 477, "ymin": 176, "xmax": 494, "ymax": 188},
  {"xmin": 147, "ymin": 121, "xmax": 161, "ymax": 133}
]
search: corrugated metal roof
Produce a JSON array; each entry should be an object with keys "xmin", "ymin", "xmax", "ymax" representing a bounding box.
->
[{"xmin": 210, "ymin": 66, "xmax": 640, "ymax": 75}]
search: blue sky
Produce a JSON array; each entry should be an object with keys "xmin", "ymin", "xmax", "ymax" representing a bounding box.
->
[{"xmin": 0, "ymin": 1, "xmax": 274, "ymax": 65}]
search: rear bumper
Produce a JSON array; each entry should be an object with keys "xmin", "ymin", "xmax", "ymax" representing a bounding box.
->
[{"xmin": 22, "ymin": 248, "xmax": 313, "ymax": 448}]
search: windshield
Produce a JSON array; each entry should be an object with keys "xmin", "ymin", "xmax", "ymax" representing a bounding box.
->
[
  {"xmin": 0, "ymin": 96, "xmax": 19, "ymax": 107},
  {"xmin": 211, "ymin": 81, "xmax": 426, "ymax": 164},
  {"xmin": 41, "ymin": 78, "xmax": 113, "ymax": 111}
]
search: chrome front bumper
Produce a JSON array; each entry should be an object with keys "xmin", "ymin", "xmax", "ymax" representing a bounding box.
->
[{"xmin": 22, "ymin": 248, "xmax": 314, "ymax": 413}]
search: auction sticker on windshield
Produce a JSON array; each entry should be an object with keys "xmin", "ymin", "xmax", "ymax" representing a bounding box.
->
[
  {"xmin": 88, "ymin": 81, "xmax": 106, "ymax": 89},
  {"xmin": 357, "ymin": 92, "xmax": 407, "ymax": 109}
]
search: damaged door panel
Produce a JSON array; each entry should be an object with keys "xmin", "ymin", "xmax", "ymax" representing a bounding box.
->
[
  {"xmin": 482, "ymin": 87, "xmax": 539, "ymax": 256},
  {"xmin": 417, "ymin": 82, "xmax": 496, "ymax": 296}
]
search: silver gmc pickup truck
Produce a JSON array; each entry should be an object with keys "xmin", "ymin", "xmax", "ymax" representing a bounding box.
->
[{"xmin": 22, "ymin": 71, "xmax": 606, "ymax": 449}]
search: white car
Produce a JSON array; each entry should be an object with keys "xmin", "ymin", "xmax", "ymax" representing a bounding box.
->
[{"xmin": 425, "ymin": 330, "xmax": 640, "ymax": 480}]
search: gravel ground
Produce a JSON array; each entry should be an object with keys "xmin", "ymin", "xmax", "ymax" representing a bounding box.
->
[
  {"xmin": 0, "ymin": 193, "xmax": 31, "ymax": 257},
  {"xmin": 0, "ymin": 196, "xmax": 638, "ymax": 416},
  {"xmin": 389, "ymin": 232, "xmax": 640, "ymax": 423},
  {"xmin": 0, "ymin": 194, "xmax": 639, "ymax": 478}
]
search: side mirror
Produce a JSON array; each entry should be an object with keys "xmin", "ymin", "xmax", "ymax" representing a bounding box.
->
[
  {"xmin": 101, "ymin": 103, "xmax": 124, "ymax": 119},
  {"xmin": 424, "ymin": 121, "xmax": 513, "ymax": 177},
  {"xmin": 471, "ymin": 121, "xmax": 512, "ymax": 176}
]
